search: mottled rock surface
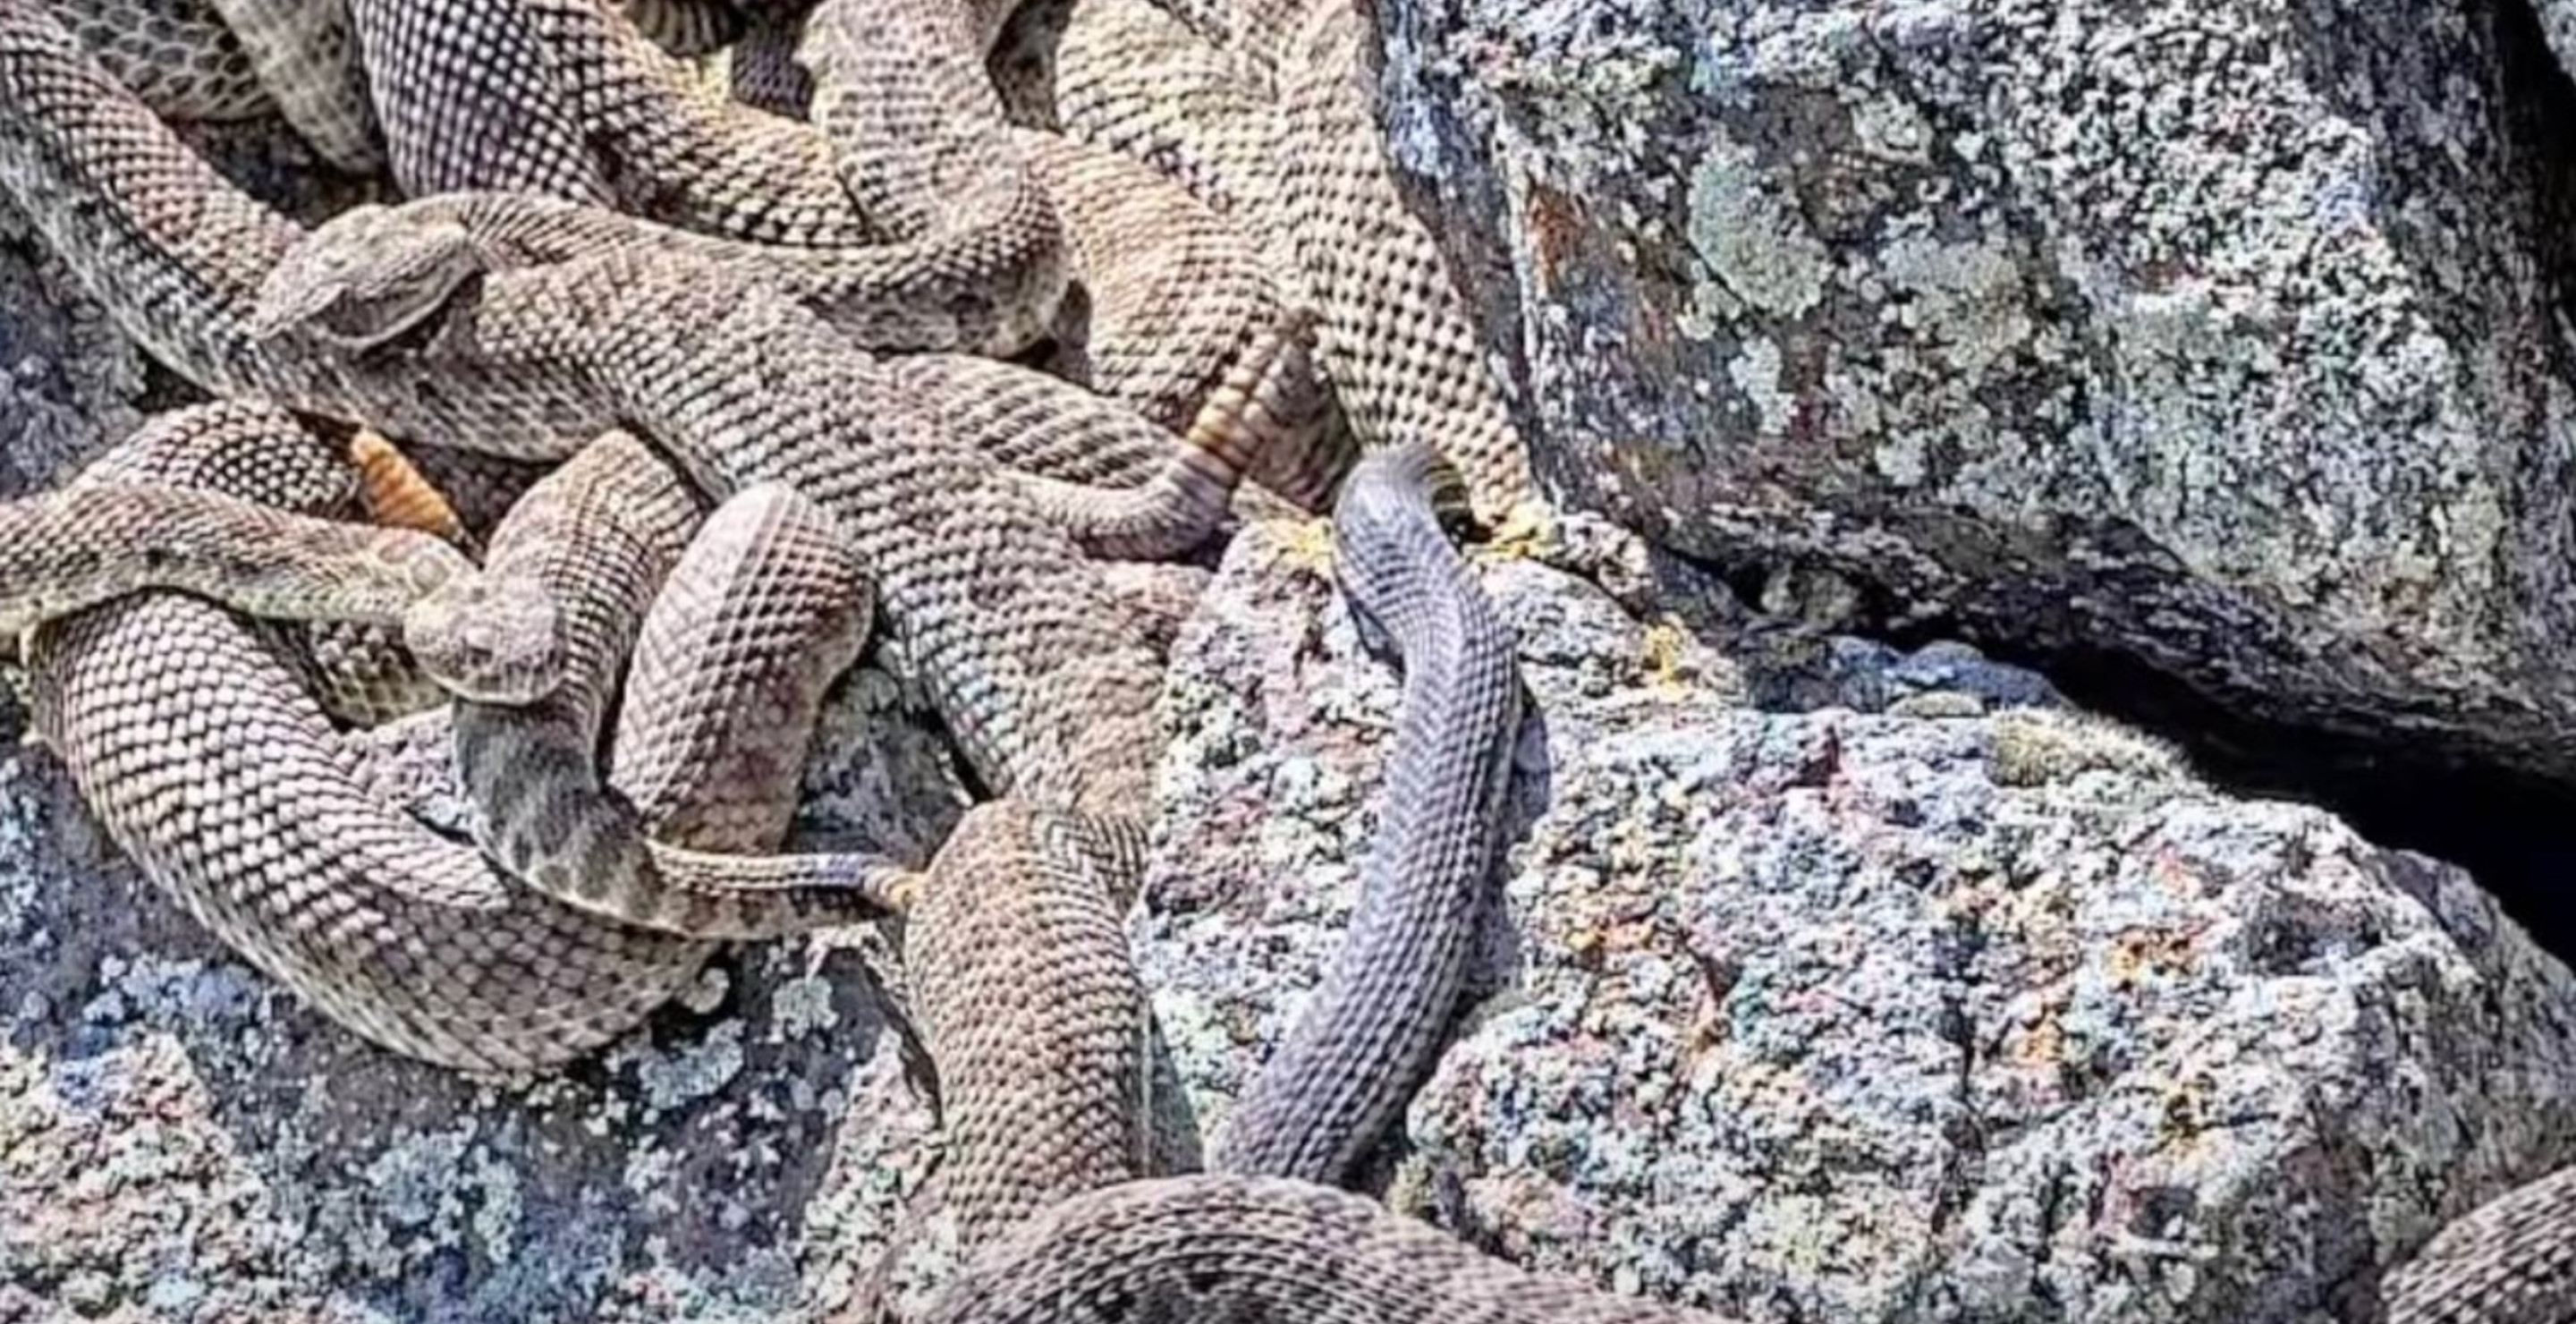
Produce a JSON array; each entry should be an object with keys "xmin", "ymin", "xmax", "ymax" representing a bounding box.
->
[
  {"xmin": 1140, "ymin": 525, "xmax": 2576, "ymax": 1322},
  {"xmin": 0, "ymin": 668, "xmax": 970, "ymax": 1322},
  {"xmin": 5, "ymin": 452, "xmax": 2575, "ymax": 1319},
  {"xmin": 1373, "ymin": 0, "xmax": 2576, "ymax": 780}
]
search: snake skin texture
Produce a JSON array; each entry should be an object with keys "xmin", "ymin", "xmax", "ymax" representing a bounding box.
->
[
  {"xmin": 1272, "ymin": 0, "xmax": 1534, "ymax": 529},
  {"xmin": 270, "ymin": 185, "xmax": 1063, "ymax": 356},
  {"xmin": 892, "ymin": 352, "xmax": 1239, "ymax": 559},
  {"xmin": 1051, "ymin": 0, "xmax": 1283, "ymax": 225},
  {"xmin": 352, "ymin": 0, "xmax": 866, "ymax": 242},
  {"xmin": 620, "ymin": 0, "xmax": 744, "ymax": 55},
  {"xmin": 343, "ymin": 0, "xmax": 1326, "ymax": 499},
  {"xmin": 356, "ymin": 0, "xmax": 614, "ymax": 203},
  {"xmin": 1214, "ymin": 442, "xmax": 1521, "ymax": 1184},
  {"xmin": 866, "ymin": 446, "xmax": 1533, "ymax": 1310},
  {"xmin": 42, "ymin": 0, "xmax": 267, "ymax": 121},
  {"xmin": 724, "ymin": 2, "xmax": 812, "ymax": 116},
  {"xmin": 344, "ymin": 0, "xmax": 1073, "ymax": 357},
  {"xmin": 900, "ymin": 353, "xmax": 1215, "ymax": 490},
  {"xmin": 609, "ymin": 448, "xmax": 872, "ymax": 866},
  {"xmin": 1019, "ymin": 125, "xmax": 1345, "ymax": 511},
  {"xmin": 0, "ymin": 481, "xmax": 467, "ymax": 637},
  {"xmin": 916, "ymin": 1175, "xmax": 1734, "ymax": 1322},
  {"xmin": 45, "ymin": 0, "xmax": 378, "ymax": 169},
  {"xmin": 905, "ymin": 799, "xmax": 1153, "ymax": 1254},
  {"xmin": 250, "ymin": 206, "xmax": 1165, "ymax": 832},
  {"xmin": 28, "ymin": 403, "xmax": 716, "ymax": 1074},
  {"xmin": 614, "ymin": 478, "xmax": 877, "ymax": 852},
  {"xmin": 0, "ymin": 4, "xmax": 620, "ymax": 458},
  {"xmin": 412, "ymin": 429, "xmax": 915, "ymax": 938},
  {"xmin": 1046, "ymin": 0, "xmax": 1538, "ymax": 527},
  {"xmin": 1039, "ymin": 0, "xmax": 1361, "ymax": 510},
  {"xmin": 284, "ymin": 435, "xmax": 511, "ymax": 728},
  {"xmin": 2384, "ymin": 1163, "xmax": 2576, "ymax": 1323},
  {"xmin": 286, "ymin": 611, "xmax": 450, "ymax": 726},
  {"xmin": 802, "ymin": 0, "xmax": 999, "ymax": 237},
  {"xmin": 201, "ymin": 0, "xmax": 380, "ymax": 170}
]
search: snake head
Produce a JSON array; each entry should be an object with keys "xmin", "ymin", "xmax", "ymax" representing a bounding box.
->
[
  {"xmin": 250, "ymin": 204, "xmax": 484, "ymax": 350},
  {"xmin": 402, "ymin": 573, "xmax": 567, "ymax": 705}
]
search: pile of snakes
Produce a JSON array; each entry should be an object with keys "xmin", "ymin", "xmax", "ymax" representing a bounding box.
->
[{"xmin": 0, "ymin": 0, "xmax": 2563, "ymax": 1319}]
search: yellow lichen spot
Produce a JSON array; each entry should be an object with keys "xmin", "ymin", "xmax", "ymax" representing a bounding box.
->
[
  {"xmin": 2157, "ymin": 1072, "xmax": 2219, "ymax": 1150},
  {"xmin": 1470, "ymin": 497, "xmax": 1560, "ymax": 565},
  {"xmin": 1640, "ymin": 615, "xmax": 1690, "ymax": 694},
  {"xmin": 2105, "ymin": 925, "xmax": 2200, "ymax": 990},
  {"xmin": 2012, "ymin": 1010, "xmax": 2065, "ymax": 1071},
  {"xmin": 1265, "ymin": 516, "xmax": 1337, "ymax": 575}
]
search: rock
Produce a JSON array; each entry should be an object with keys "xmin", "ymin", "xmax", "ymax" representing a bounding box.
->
[
  {"xmin": 0, "ymin": 663, "xmax": 973, "ymax": 1320},
  {"xmin": 1370, "ymin": 0, "xmax": 2576, "ymax": 781},
  {"xmin": 1139, "ymin": 522, "xmax": 2576, "ymax": 1321}
]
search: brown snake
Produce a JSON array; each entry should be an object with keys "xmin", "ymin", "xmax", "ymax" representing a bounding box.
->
[{"xmin": 405, "ymin": 429, "xmax": 919, "ymax": 938}]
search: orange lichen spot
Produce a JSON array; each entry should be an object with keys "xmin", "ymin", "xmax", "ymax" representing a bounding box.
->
[
  {"xmin": 2106, "ymin": 925, "xmax": 2202, "ymax": 990},
  {"xmin": 2011, "ymin": 1008, "xmax": 2066, "ymax": 1072},
  {"xmin": 1525, "ymin": 183, "xmax": 1581, "ymax": 283}
]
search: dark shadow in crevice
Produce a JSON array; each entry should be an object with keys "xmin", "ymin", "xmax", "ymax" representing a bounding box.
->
[
  {"xmin": 1912, "ymin": 624, "xmax": 2576, "ymax": 971},
  {"xmin": 1888, "ymin": 0, "xmax": 2576, "ymax": 960}
]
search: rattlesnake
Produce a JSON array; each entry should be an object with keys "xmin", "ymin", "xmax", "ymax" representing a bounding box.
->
[
  {"xmin": 0, "ymin": 480, "xmax": 466, "ymax": 638},
  {"xmin": 23, "ymin": 402, "xmax": 716, "ymax": 1073},
  {"xmin": 1211, "ymin": 442, "xmax": 1523, "ymax": 1184},
  {"xmin": 2, "ymin": 0, "xmax": 1561, "ymax": 1303},
  {"xmin": 42, "ymin": 0, "xmax": 1343, "ymax": 511},
  {"xmin": 406, "ymin": 429, "xmax": 919, "ymax": 938},
  {"xmin": 46, "ymin": 0, "xmax": 381, "ymax": 171},
  {"xmin": 243, "ymin": 208, "xmax": 1169, "ymax": 834},
  {"xmin": 919, "ymin": 1174, "xmax": 1724, "ymax": 1322}
]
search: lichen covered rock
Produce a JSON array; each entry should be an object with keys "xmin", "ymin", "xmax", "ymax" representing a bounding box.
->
[
  {"xmin": 1139, "ymin": 522, "xmax": 2576, "ymax": 1321},
  {"xmin": 0, "ymin": 667, "xmax": 968, "ymax": 1320},
  {"xmin": 1372, "ymin": 0, "xmax": 2576, "ymax": 778}
]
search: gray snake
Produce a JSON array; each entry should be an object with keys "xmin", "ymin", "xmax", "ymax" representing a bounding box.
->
[{"xmin": 1213, "ymin": 441, "xmax": 1524, "ymax": 1184}]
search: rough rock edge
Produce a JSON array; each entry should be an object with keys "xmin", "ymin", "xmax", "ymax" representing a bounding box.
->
[
  {"xmin": 1368, "ymin": 0, "xmax": 2576, "ymax": 785},
  {"xmin": 1136, "ymin": 523, "xmax": 2576, "ymax": 1322}
]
